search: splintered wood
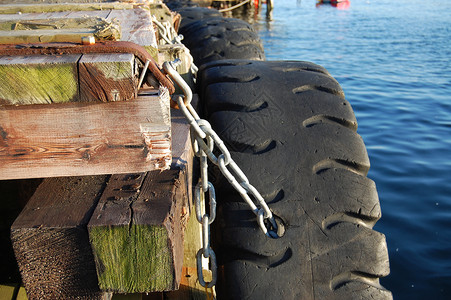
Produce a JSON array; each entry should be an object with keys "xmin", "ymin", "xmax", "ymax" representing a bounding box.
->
[{"xmin": 0, "ymin": 92, "xmax": 171, "ymax": 179}]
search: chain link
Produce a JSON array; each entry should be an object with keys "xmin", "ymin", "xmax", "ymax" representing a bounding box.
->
[{"xmin": 163, "ymin": 60, "xmax": 279, "ymax": 289}]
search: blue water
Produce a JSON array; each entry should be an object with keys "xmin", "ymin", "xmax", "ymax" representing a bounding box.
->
[{"xmin": 237, "ymin": 0, "xmax": 451, "ymax": 298}]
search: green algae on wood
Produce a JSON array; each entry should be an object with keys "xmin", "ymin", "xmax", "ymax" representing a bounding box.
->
[
  {"xmin": 89, "ymin": 225, "xmax": 174, "ymax": 293},
  {"xmin": 88, "ymin": 170, "xmax": 187, "ymax": 293},
  {"xmin": 0, "ymin": 54, "xmax": 80, "ymax": 105}
]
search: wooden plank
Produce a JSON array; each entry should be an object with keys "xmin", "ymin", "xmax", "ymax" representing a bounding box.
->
[
  {"xmin": 0, "ymin": 53, "xmax": 140, "ymax": 105},
  {"xmin": 79, "ymin": 53, "xmax": 137, "ymax": 102},
  {"xmin": 0, "ymin": 54, "xmax": 80, "ymax": 105},
  {"xmin": 16, "ymin": 287, "xmax": 28, "ymax": 300},
  {"xmin": 107, "ymin": 8, "xmax": 158, "ymax": 47},
  {"xmin": 87, "ymin": 107, "xmax": 192, "ymax": 293},
  {"xmin": 7, "ymin": 105, "xmax": 191, "ymax": 298},
  {"xmin": 0, "ymin": 284, "xmax": 17, "ymax": 300},
  {"xmin": 0, "ymin": 6, "xmax": 157, "ymax": 56},
  {"xmin": 0, "ymin": 178, "xmax": 42, "ymax": 294},
  {"xmin": 10, "ymin": 175, "xmax": 112, "ymax": 300},
  {"xmin": 0, "ymin": 3, "xmax": 134, "ymax": 14},
  {"xmin": 0, "ymin": 28, "xmax": 98, "ymax": 44},
  {"xmin": 0, "ymin": 10, "xmax": 111, "ymax": 22},
  {"xmin": 0, "ymin": 17, "xmax": 121, "ymax": 44},
  {"xmin": 0, "ymin": 92, "xmax": 172, "ymax": 179},
  {"xmin": 165, "ymin": 217, "xmax": 215, "ymax": 300}
]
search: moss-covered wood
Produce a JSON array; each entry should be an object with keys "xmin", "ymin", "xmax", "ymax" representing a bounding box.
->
[
  {"xmin": 89, "ymin": 225, "xmax": 174, "ymax": 292},
  {"xmin": 0, "ymin": 53, "xmax": 141, "ymax": 105},
  {"xmin": 0, "ymin": 55, "xmax": 80, "ymax": 105},
  {"xmin": 0, "ymin": 284, "xmax": 16, "ymax": 300},
  {"xmin": 88, "ymin": 169, "xmax": 188, "ymax": 293}
]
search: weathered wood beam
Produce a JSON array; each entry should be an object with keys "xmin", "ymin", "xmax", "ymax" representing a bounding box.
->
[
  {"xmin": 0, "ymin": 54, "xmax": 81, "ymax": 105},
  {"xmin": 88, "ymin": 170, "xmax": 186, "ymax": 293},
  {"xmin": 0, "ymin": 284, "xmax": 17, "ymax": 300},
  {"xmin": 0, "ymin": 3, "xmax": 135, "ymax": 15},
  {"xmin": 0, "ymin": 53, "xmax": 137, "ymax": 105},
  {"xmin": 107, "ymin": 7, "xmax": 157, "ymax": 48},
  {"xmin": 87, "ymin": 107, "xmax": 192, "ymax": 294},
  {"xmin": 165, "ymin": 107, "xmax": 214, "ymax": 299},
  {"xmin": 164, "ymin": 215, "xmax": 215, "ymax": 300},
  {"xmin": 0, "ymin": 9, "xmax": 110, "ymax": 21},
  {"xmin": 0, "ymin": 92, "xmax": 172, "ymax": 179},
  {"xmin": 165, "ymin": 101, "xmax": 215, "ymax": 300},
  {"xmin": 10, "ymin": 175, "xmax": 112, "ymax": 300},
  {"xmin": 0, "ymin": 7, "xmax": 156, "ymax": 47},
  {"xmin": 0, "ymin": 17, "xmax": 121, "ymax": 44}
]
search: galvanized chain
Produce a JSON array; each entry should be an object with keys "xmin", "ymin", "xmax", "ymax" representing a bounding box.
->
[{"xmin": 163, "ymin": 59, "xmax": 279, "ymax": 288}]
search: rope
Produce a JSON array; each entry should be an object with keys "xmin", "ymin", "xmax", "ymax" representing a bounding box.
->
[{"xmin": 218, "ymin": 0, "xmax": 251, "ymax": 12}]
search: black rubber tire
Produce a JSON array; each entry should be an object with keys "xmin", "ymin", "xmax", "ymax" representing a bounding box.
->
[
  {"xmin": 163, "ymin": 0, "xmax": 198, "ymax": 10},
  {"xmin": 198, "ymin": 60, "xmax": 392, "ymax": 300},
  {"xmin": 179, "ymin": 17, "xmax": 265, "ymax": 67},
  {"xmin": 176, "ymin": 7, "xmax": 222, "ymax": 30}
]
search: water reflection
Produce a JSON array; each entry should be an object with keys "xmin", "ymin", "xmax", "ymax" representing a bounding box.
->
[{"xmin": 316, "ymin": 0, "xmax": 350, "ymax": 10}]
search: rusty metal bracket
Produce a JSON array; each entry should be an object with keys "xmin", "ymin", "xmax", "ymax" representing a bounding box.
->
[{"xmin": 0, "ymin": 41, "xmax": 175, "ymax": 94}]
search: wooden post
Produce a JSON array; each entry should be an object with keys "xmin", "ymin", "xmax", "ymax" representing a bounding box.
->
[
  {"xmin": 88, "ymin": 170, "xmax": 188, "ymax": 293},
  {"xmin": 10, "ymin": 175, "xmax": 112, "ymax": 300}
]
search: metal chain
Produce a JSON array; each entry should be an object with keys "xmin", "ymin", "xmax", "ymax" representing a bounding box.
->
[{"xmin": 163, "ymin": 60, "xmax": 279, "ymax": 289}]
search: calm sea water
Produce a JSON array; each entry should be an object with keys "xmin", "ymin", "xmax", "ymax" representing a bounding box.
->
[{"xmin": 233, "ymin": 0, "xmax": 451, "ymax": 298}]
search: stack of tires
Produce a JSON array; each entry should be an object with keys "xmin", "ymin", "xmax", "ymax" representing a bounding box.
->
[{"xmin": 171, "ymin": 4, "xmax": 392, "ymax": 299}]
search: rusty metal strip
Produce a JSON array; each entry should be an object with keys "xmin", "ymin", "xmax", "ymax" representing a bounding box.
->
[{"xmin": 0, "ymin": 41, "xmax": 175, "ymax": 94}]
